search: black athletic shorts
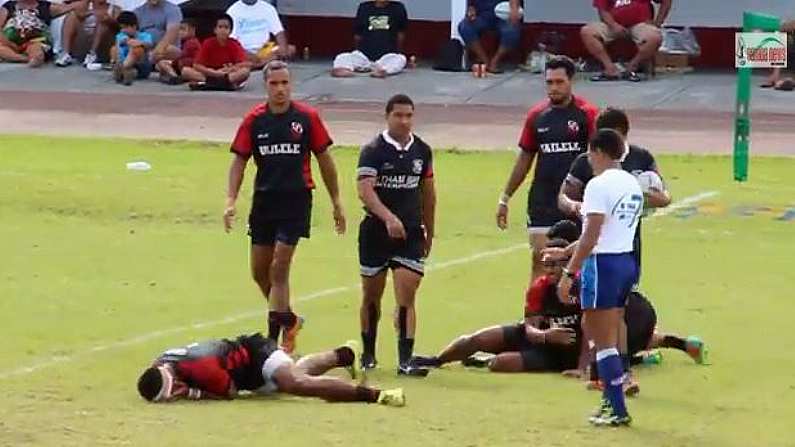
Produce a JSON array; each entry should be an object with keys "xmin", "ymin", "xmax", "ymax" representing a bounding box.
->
[
  {"xmin": 527, "ymin": 184, "xmax": 568, "ymax": 231},
  {"xmin": 358, "ymin": 217, "xmax": 425, "ymax": 277},
  {"xmin": 625, "ymin": 291, "xmax": 657, "ymax": 356},
  {"xmin": 248, "ymin": 191, "xmax": 312, "ymax": 246},
  {"xmin": 501, "ymin": 323, "xmax": 579, "ymax": 372},
  {"xmin": 233, "ymin": 333, "xmax": 279, "ymax": 391},
  {"xmin": 527, "ymin": 207, "xmax": 567, "ymax": 231}
]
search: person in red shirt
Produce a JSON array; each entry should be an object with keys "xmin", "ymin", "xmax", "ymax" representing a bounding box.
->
[
  {"xmin": 581, "ymin": 0, "xmax": 671, "ymax": 82},
  {"xmin": 155, "ymin": 18, "xmax": 201, "ymax": 84},
  {"xmin": 181, "ymin": 14, "xmax": 251, "ymax": 90}
]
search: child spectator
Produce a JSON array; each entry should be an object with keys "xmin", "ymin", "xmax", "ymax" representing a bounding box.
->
[
  {"xmin": 155, "ymin": 18, "xmax": 200, "ymax": 84},
  {"xmin": 181, "ymin": 14, "xmax": 250, "ymax": 91},
  {"xmin": 113, "ymin": 10, "xmax": 153, "ymax": 86}
]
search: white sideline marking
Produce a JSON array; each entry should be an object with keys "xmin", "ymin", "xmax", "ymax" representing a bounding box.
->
[
  {"xmin": 0, "ymin": 245, "xmax": 526, "ymax": 380},
  {"xmin": 0, "ymin": 191, "xmax": 718, "ymax": 380},
  {"xmin": 653, "ymin": 191, "xmax": 718, "ymax": 217}
]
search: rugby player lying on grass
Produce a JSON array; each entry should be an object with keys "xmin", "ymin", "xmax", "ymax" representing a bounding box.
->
[{"xmin": 136, "ymin": 333, "xmax": 404, "ymax": 406}]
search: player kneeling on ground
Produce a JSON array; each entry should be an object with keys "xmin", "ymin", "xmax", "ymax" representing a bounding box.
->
[{"xmin": 136, "ymin": 333, "xmax": 404, "ymax": 407}]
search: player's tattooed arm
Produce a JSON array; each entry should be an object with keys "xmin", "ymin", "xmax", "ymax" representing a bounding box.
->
[
  {"xmin": 645, "ymin": 188, "xmax": 671, "ymax": 209},
  {"xmin": 559, "ymin": 214, "xmax": 603, "ymax": 303},
  {"xmin": 524, "ymin": 315, "xmax": 577, "ymax": 346},
  {"xmin": 558, "ymin": 178, "xmax": 584, "ymax": 217}
]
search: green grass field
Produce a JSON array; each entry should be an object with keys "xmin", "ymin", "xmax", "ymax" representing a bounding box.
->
[{"xmin": 1, "ymin": 135, "xmax": 794, "ymax": 447}]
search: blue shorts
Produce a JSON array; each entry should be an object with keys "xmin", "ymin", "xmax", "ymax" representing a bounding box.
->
[{"xmin": 580, "ymin": 253, "xmax": 638, "ymax": 310}]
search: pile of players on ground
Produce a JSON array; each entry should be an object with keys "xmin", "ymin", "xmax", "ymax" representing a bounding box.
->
[{"xmin": 134, "ymin": 57, "xmax": 707, "ymax": 427}]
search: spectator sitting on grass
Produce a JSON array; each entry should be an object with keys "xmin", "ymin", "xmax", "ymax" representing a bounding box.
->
[
  {"xmin": 181, "ymin": 14, "xmax": 251, "ymax": 91},
  {"xmin": 155, "ymin": 18, "xmax": 200, "ymax": 84},
  {"xmin": 112, "ymin": 10, "xmax": 153, "ymax": 86}
]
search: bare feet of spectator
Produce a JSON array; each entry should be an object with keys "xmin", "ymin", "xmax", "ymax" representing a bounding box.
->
[
  {"xmin": 0, "ymin": 46, "xmax": 29, "ymax": 63},
  {"xmin": 760, "ymin": 68, "xmax": 782, "ymax": 88},
  {"xmin": 486, "ymin": 62, "xmax": 504, "ymax": 74},
  {"xmin": 775, "ymin": 78, "xmax": 795, "ymax": 91},
  {"xmin": 370, "ymin": 67, "xmax": 387, "ymax": 78},
  {"xmin": 156, "ymin": 60, "xmax": 180, "ymax": 84},
  {"xmin": 331, "ymin": 67, "xmax": 356, "ymax": 77}
]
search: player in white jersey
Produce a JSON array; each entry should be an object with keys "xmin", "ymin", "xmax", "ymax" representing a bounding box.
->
[{"xmin": 556, "ymin": 128, "xmax": 642, "ymax": 427}]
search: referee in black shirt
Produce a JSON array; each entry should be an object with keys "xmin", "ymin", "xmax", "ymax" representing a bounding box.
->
[{"xmin": 356, "ymin": 94, "xmax": 436, "ymax": 376}]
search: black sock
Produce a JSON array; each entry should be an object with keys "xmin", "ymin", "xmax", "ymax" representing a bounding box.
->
[
  {"xmin": 630, "ymin": 354, "xmax": 644, "ymax": 366},
  {"xmin": 362, "ymin": 302, "xmax": 379, "ymax": 359},
  {"xmin": 278, "ymin": 311, "xmax": 297, "ymax": 330},
  {"xmin": 361, "ymin": 332, "xmax": 376, "ymax": 360},
  {"xmin": 356, "ymin": 386, "xmax": 379, "ymax": 403},
  {"xmin": 267, "ymin": 311, "xmax": 280, "ymax": 341},
  {"xmin": 620, "ymin": 354, "xmax": 631, "ymax": 373},
  {"xmin": 334, "ymin": 346, "xmax": 355, "ymax": 367},
  {"xmin": 398, "ymin": 338, "xmax": 415, "ymax": 366},
  {"xmin": 661, "ymin": 335, "xmax": 687, "ymax": 351},
  {"xmin": 397, "ymin": 306, "xmax": 414, "ymax": 365},
  {"xmin": 590, "ymin": 361, "xmax": 599, "ymax": 381}
]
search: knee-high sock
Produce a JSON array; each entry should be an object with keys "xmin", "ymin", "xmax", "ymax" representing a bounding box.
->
[
  {"xmin": 661, "ymin": 335, "xmax": 687, "ymax": 351},
  {"xmin": 596, "ymin": 348, "xmax": 628, "ymax": 418},
  {"xmin": 397, "ymin": 306, "xmax": 414, "ymax": 365},
  {"xmin": 267, "ymin": 311, "xmax": 280, "ymax": 341},
  {"xmin": 362, "ymin": 302, "xmax": 379, "ymax": 359}
]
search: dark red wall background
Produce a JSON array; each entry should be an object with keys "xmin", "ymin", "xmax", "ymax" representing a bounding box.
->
[{"xmin": 284, "ymin": 16, "xmax": 737, "ymax": 68}]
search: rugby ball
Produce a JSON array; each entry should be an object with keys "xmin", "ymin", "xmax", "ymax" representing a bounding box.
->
[
  {"xmin": 636, "ymin": 171, "xmax": 664, "ymax": 194},
  {"xmin": 494, "ymin": 1, "xmax": 524, "ymax": 21}
]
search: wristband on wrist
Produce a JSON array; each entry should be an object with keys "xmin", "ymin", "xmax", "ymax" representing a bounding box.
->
[{"xmin": 498, "ymin": 192, "xmax": 510, "ymax": 206}]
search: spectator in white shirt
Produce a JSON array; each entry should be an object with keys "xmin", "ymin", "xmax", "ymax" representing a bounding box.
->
[{"xmin": 226, "ymin": 0, "xmax": 294, "ymax": 69}]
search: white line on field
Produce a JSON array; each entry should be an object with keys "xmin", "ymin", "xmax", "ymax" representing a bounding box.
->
[
  {"xmin": 0, "ymin": 191, "xmax": 718, "ymax": 380},
  {"xmin": 0, "ymin": 244, "xmax": 526, "ymax": 380},
  {"xmin": 653, "ymin": 191, "xmax": 718, "ymax": 217}
]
